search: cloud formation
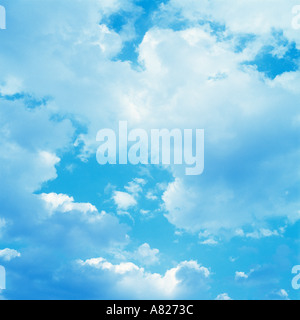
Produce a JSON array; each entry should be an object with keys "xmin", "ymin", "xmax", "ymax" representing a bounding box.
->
[
  {"xmin": 0, "ymin": 249, "xmax": 21, "ymax": 262},
  {"xmin": 78, "ymin": 258, "xmax": 210, "ymax": 299},
  {"xmin": 0, "ymin": 0, "xmax": 299, "ymax": 300}
]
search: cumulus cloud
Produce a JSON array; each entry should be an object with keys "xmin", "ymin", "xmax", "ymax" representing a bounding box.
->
[
  {"xmin": 113, "ymin": 191, "xmax": 137, "ymax": 211},
  {"xmin": 156, "ymin": 0, "xmax": 300, "ymax": 44},
  {"xmin": 0, "ymin": 0, "xmax": 299, "ymax": 300},
  {"xmin": 40, "ymin": 193, "xmax": 97, "ymax": 215},
  {"xmin": 78, "ymin": 258, "xmax": 210, "ymax": 299},
  {"xmin": 0, "ymin": 249, "xmax": 21, "ymax": 262},
  {"xmin": 2, "ymin": 1, "xmax": 299, "ymax": 242},
  {"xmin": 129, "ymin": 23, "xmax": 300, "ymax": 237},
  {"xmin": 0, "ymin": 0, "xmax": 137, "ymax": 299},
  {"xmin": 134, "ymin": 243, "xmax": 160, "ymax": 266}
]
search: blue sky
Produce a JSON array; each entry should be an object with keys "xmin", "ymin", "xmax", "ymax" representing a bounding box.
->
[{"xmin": 0, "ymin": 0, "xmax": 300, "ymax": 300}]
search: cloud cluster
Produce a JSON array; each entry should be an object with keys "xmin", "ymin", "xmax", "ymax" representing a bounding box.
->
[
  {"xmin": 112, "ymin": 178, "xmax": 147, "ymax": 215},
  {"xmin": 157, "ymin": 0, "xmax": 300, "ymax": 43},
  {"xmin": 78, "ymin": 257, "xmax": 210, "ymax": 299},
  {"xmin": 0, "ymin": 0, "xmax": 299, "ymax": 299}
]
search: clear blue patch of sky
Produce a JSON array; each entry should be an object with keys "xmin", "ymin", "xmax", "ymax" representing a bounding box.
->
[{"xmin": 245, "ymin": 32, "xmax": 300, "ymax": 79}]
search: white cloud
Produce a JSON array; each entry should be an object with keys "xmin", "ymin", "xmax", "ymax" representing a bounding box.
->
[
  {"xmin": 0, "ymin": 0, "xmax": 299, "ymax": 299},
  {"xmin": 0, "ymin": 76, "xmax": 23, "ymax": 96},
  {"xmin": 36, "ymin": 193, "xmax": 130, "ymax": 253},
  {"xmin": 215, "ymin": 293, "xmax": 232, "ymax": 300},
  {"xmin": 110, "ymin": 243, "xmax": 160, "ymax": 266},
  {"xmin": 268, "ymin": 288, "xmax": 290, "ymax": 300},
  {"xmin": 0, "ymin": 249, "xmax": 21, "ymax": 261},
  {"xmin": 140, "ymin": 209, "xmax": 150, "ymax": 215},
  {"xmin": 157, "ymin": 0, "xmax": 300, "ymax": 44},
  {"xmin": 200, "ymin": 239, "xmax": 218, "ymax": 246},
  {"xmin": 277, "ymin": 289, "xmax": 289, "ymax": 299},
  {"xmin": 80, "ymin": 257, "xmax": 140, "ymax": 274},
  {"xmin": 2, "ymin": 0, "xmax": 299, "ymax": 242},
  {"xmin": 78, "ymin": 258, "xmax": 210, "ymax": 299},
  {"xmin": 163, "ymin": 178, "xmax": 245, "ymax": 234},
  {"xmin": 134, "ymin": 243, "xmax": 160, "ymax": 266},
  {"xmin": 235, "ymin": 271, "xmax": 249, "ymax": 280},
  {"xmin": 129, "ymin": 11, "xmax": 300, "ymax": 238},
  {"xmin": 124, "ymin": 178, "xmax": 146, "ymax": 195},
  {"xmin": 146, "ymin": 192, "xmax": 158, "ymax": 201},
  {"xmin": 40, "ymin": 193, "xmax": 97, "ymax": 215},
  {"xmin": 113, "ymin": 191, "xmax": 137, "ymax": 211}
]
